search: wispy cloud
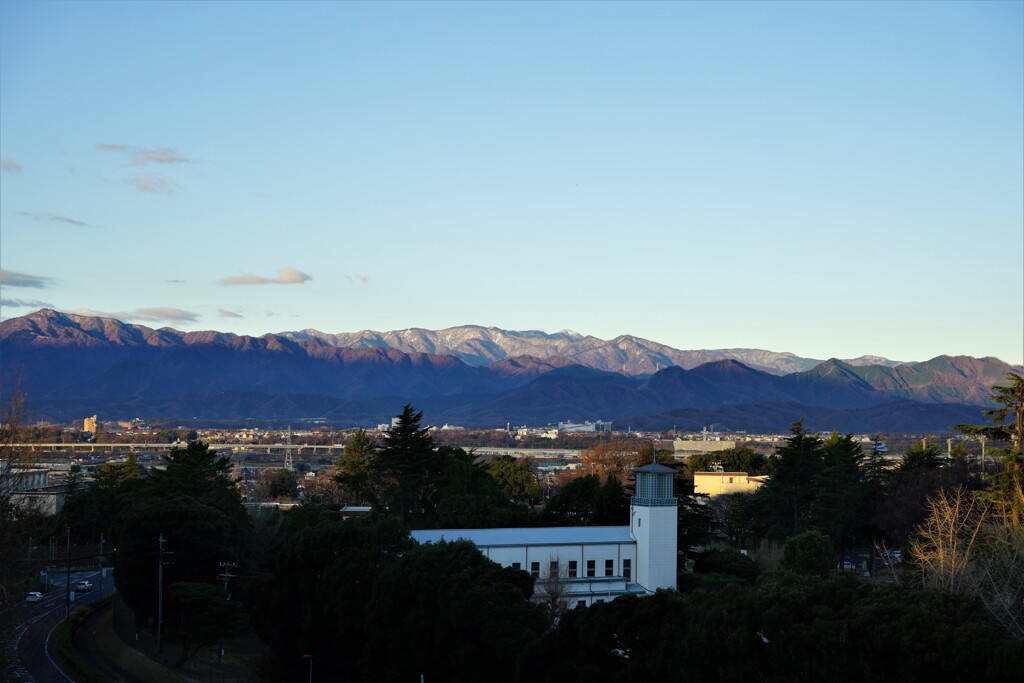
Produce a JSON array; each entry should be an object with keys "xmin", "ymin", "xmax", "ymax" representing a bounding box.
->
[
  {"xmin": 0, "ymin": 269, "xmax": 52, "ymax": 288},
  {"xmin": 17, "ymin": 211, "xmax": 90, "ymax": 227},
  {"xmin": 221, "ymin": 267, "xmax": 312, "ymax": 286},
  {"xmin": 345, "ymin": 274, "xmax": 371, "ymax": 284},
  {"xmin": 96, "ymin": 143, "xmax": 193, "ymax": 166},
  {"xmin": 218, "ymin": 309, "xmax": 244, "ymax": 318},
  {"xmin": 127, "ymin": 175, "xmax": 180, "ymax": 195},
  {"xmin": 1, "ymin": 297, "xmax": 54, "ymax": 308},
  {"xmin": 67, "ymin": 306, "xmax": 200, "ymax": 324},
  {"xmin": 1, "ymin": 159, "xmax": 22, "ymax": 174},
  {"xmin": 166, "ymin": 279, "xmax": 186, "ymax": 283}
]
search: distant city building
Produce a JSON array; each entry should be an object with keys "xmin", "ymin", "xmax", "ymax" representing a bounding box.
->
[
  {"xmin": 674, "ymin": 439, "xmax": 736, "ymax": 454},
  {"xmin": 411, "ymin": 463, "xmax": 677, "ymax": 607},
  {"xmin": 693, "ymin": 471, "xmax": 766, "ymax": 497},
  {"xmin": 83, "ymin": 415, "xmax": 98, "ymax": 433},
  {"xmin": 557, "ymin": 420, "xmax": 613, "ymax": 433}
]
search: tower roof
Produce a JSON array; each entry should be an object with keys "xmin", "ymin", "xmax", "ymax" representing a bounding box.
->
[{"xmin": 632, "ymin": 462, "xmax": 675, "ymax": 474}]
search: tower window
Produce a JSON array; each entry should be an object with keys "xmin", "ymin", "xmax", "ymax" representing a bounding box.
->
[
  {"xmin": 568, "ymin": 560, "xmax": 578, "ymax": 578},
  {"xmin": 586, "ymin": 560, "xmax": 595, "ymax": 577},
  {"xmin": 605, "ymin": 559, "xmax": 614, "ymax": 576},
  {"xmin": 530, "ymin": 562, "xmax": 540, "ymax": 578},
  {"xmin": 623, "ymin": 559, "xmax": 631, "ymax": 580}
]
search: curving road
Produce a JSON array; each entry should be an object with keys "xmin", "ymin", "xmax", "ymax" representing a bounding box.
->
[{"xmin": 3, "ymin": 569, "xmax": 114, "ymax": 682}]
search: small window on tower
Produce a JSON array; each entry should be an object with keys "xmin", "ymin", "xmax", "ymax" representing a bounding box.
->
[
  {"xmin": 568, "ymin": 560, "xmax": 578, "ymax": 578},
  {"xmin": 512, "ymin": 562, "xmax": 521, "ymax": 571},
  {"xmin": 605, "ymin": 559, "xmax": 614, "ymax": 577},
  {"xmin": 587, "ymin": 560, "xmax": 596, "ymax": 577},
  {"xmin": 623, "ymin": 559, "xmax": 631, "ymax": 580},
  {"xmin": 530, "ymin": 562, "xmax": 540, "ymax": 578}
]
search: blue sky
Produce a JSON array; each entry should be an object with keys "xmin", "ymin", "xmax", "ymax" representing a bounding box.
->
[{"xmin": 1, "ymin": 1, "xmax": 1021, "ymax": 364}]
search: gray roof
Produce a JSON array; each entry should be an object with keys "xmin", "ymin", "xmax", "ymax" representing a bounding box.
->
[
  {"xmin": 410, "ymin": 525, "xmax": 635, "ymax": 548},
  {"xmin": 633, "ymin": 462, "xmax": 676, "ymax": 474}
]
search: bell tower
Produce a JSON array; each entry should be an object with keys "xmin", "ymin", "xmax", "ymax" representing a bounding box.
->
[{"xmin": 630, "ymin": 462, "xmax": 678, "ymax": 591}]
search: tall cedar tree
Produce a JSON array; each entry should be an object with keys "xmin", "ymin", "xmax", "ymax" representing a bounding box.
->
[
  {"xmin": 811, "ymin": 432, "xmax": 881, "ymax": 555},
  {"xmin": 374, "ymin": 405, "xmax": 442, "ymax": 525},
  {"xmin": 750, "ymin": 420, "xmax": 824, "ymax": 538}
]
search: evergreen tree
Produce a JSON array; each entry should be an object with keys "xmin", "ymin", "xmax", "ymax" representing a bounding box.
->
[
  {"xmin": 811, "ymin": 432, "xmax": 881, "ymax": 555},
  {"xmin": 373, "ymin": 405, "xmax": 442, "ymax": 525},
  {"xmin": 899, "ymin": 438, "xmax": 944, "ymax": 472},
  {"xmin": 955, "ymin": 372, "xmax": 1024, "ymax": 528},
  {"xmin": 485, "ymin": 454, "xmax": 540, "ymax": 502},
  {"xmin": 334, "ymin": 428, "xmax": 378, "ymax": 504},
  {"xmin": 750, "ymin": 420, "xmax": 824, "ymax": 537}
]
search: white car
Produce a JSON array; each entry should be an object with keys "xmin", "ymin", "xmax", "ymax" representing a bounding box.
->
[
  {"xmin": 25, "ymin": 591, "xmax": 43, "ymax": 603},
  {"xmin": 74, "ymin": 580, "xmax": 93, "ymax": 592}
]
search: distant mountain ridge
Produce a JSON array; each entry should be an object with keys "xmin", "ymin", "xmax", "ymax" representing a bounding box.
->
[
  {"xmin": 2, "ymin": 309, "xmax": 1020, "ymax": 432},
  {"xmin": 278, "ymin": 324, "xmax": 903, "ymax": 375}
]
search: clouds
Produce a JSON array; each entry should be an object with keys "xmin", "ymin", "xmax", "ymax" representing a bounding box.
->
[
  {"xmin": 127, "ymin": 175, "xmax": 180, "ymax": 195},
  {"xmin": 218, "ymin": 309, "xmax": 244, "ymax": 318},
  {"xmin": 1, "ymin": 297, "xmax": 54, "ymax": 309},
  {"xmin": 1, "ymin": 159, "xmax": 22, "ymax": 173},
  {"xmin": 0, "ymin": 269, "xmax": 52, "ymax": 288},
  {"xmin": 96, "ymin": 144, "xmax": 193, "ymax": 166},
  {"xmin": 17, "ymin": 211, "xmax": 90, "ymax": 227},
  {"xmin": 68, "ymin": 307, "xmax": 200, "ymax": 324},
  {"xmin": 221, "ymin": 267, "xmax": 312, "ymax": 286},
  {"xmin": 97, "ymin": 143, "xmax": 191, "ymax": 194},
  {"xmin": 346, "ymin": 274, "xmax": 371, "ymax": 284}
]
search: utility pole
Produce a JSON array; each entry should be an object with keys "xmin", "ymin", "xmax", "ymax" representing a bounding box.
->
[
  {"xmin": 64, "ymin": 525, "xmax": 71, "ymax": 619},
  {"xmin": 156, "ymin": 534, "xmax": 174, "ymax": 656},
  {"xmin": 217, "ymin": 561, "xmax": 238, "ymax": 601},
  {"xmin": 99, "ymin": 533, "xmax": 105, "ymax": 594}
]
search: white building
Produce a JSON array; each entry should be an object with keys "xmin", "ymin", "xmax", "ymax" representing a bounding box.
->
[{"xmin": 411, "ymin": 463, "xmax": 678, "ymax": 607}]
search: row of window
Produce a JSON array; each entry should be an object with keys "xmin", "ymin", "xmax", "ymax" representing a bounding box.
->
[{"xmin": 514, "ymin": 558, "xmax": 632, "ymax": 581}]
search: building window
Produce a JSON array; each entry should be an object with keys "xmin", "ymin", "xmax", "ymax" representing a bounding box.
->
[
  {"xmin": 623, "ymin": 559, "xmax": 631, "ymax": 581},
  {"xmin": 512, "ymin": 562, "xmax": 521, "ymax": 571},
  {"xmin": 586, "ymin": 560, "xmax": 595, "ymax": 577},
  {"xmin": 550, "ymin": 560, "xmax": 559, "ymax": 576},
  {"xmin": 595, "ymin": 599, "xmax": 605, "ymax": 604},
  {"xmin": 568, "ymin": 560, "xmax": 578, "ymax": 578},
  {"xmin": 637, "ymin": 518, "xmax": 641, "ymax": 527},
  {"xmin": 530, "ymin": 562, "xmax": 540, "ymax": 578},
  {"xmin": 605, "ymin": 559, "xmax": 614, "ymax": 577}
]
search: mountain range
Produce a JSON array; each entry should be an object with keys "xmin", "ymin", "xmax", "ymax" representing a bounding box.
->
[{"xmin": 1, "ymin": 309, "xmax": 1019, "ymax": 433}]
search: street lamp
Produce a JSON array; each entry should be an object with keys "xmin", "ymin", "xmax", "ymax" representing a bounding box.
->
[{"xmin": 303, "ymin": 654, "xmax": 313, "ymax": 683}]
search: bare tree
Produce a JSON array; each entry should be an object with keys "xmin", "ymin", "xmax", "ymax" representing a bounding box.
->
[
  {"xmin": 534, "ymin": 557, "xmax": 575, "ymax": 618},
  {"xmin": 967, "ymin": 481, "xmax": 1024, "ymax": 639},
  {"xmin": 753, "ymin": 538, "xmax": 784, "ymax": 572},
  {"xmin": 906, "ymin": 466, "xmax": 1024, "ymax": 641},
  {"xmin": 907, "ymin": 487, "xmax": 989, "ymax": 592}
]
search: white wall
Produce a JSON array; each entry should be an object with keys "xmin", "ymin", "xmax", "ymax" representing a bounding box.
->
[{"xmin": 631, "ymin": 504, "xmax": 677, "ymax": 591}]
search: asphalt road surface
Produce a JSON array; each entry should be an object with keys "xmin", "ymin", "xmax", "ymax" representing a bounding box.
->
[{"xmin": 2, "ymin": 569, "xmax": 114, "ymax": 682}]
